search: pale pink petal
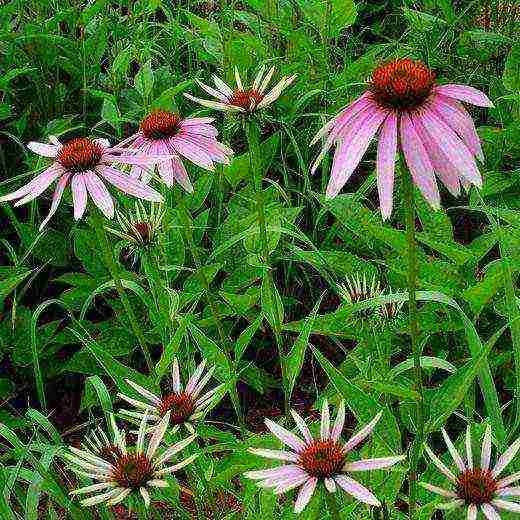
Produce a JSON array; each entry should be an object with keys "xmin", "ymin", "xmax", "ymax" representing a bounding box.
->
[
  {"xmin": 499, "ymin": 471, "xmax": 520, "ymax": 488},
  {"xmin": 71, "ymin": 174, "xmax": 87, "ymax": 220},
  {"xmin": 424, "ymin": 446, "xmax": 457, "ymax": 483},
  {"xmin": 321, "ymin": 399, "xmax": 330, "ymax": 440},
  {"xmin": 343, "ymin": 455, "xmax": 405, "ymax": 472},
  {"xmin": 435, "ymin": 84, "xmax": 494, "ymax": 108},
  {"xmin": 344, "ymin": 412, "xmax": 382, "ymax": 452},
  {"xmin": 184, "ymin": 93, "xmax": 243, "ymax": 112},
  {"xmin": 416, "ymin": 108, "xmax": 482, "ymax": 187},
  {"xmin": 442, "ymin": 429, "xmax": 466, "ymax": 472},
  {"xmin": 420, "ymin": 482, "xmax": 457, "ymax": 498},
  {"xmin": 430, "ymin": 95, "xmax": 484, "ymax": 161},
  {"xmin": 102, "ymin": 153, "xmax": 162, "ymax": 168},
  {"xmin": 481, "ymin": 504, "xmax": 501, "ymax": 520},
  {"xmin": 0, "ymin": 165, "xmax": 62, "ymax": 203},
  {"xmin": 331, "ymin": 400, "xmax": 346, "ymax": 442},
  {"xmin": 376, "ymin": 110, "xmax": 398, "ymax": 219},
  {"xmin": 171, "ymin": 358, "xmax": 181, "ymax": 393},
  {"xmin": 493, "ymin": 438, "xmax": 520, "ymax": 478},
  {"xmin": 290, "ymin": 410, "xmax": 313, "ymax": 445},
  {"xmin": 85, "ymin": 172, "xmax": 114, "ymax": 219},
  {"xmin": 264, "ymin": 419, "xmax": 305, "ymax": 452},
  {"xmin": 171, "ymin": 135, "xmax": 215, "ymax": 170},
  {"xmin": 498, "ymin": 486, "xmax": 520, "ymax": 497},
  {"xmin": 248, "ymin": 448, "xmax": 299, "ymax": 462},
  {"xmin": 244, "ymin": 465, "xmax": 304, "ymax": 481},
  {"xmin": 481, "ymin": 425, "xmax": 492, "ymax": 471},
  {"xmin": 185, "ymin": 360, "xmax": 206, "ymax": 395},
  {"xmin": 195, "ymin": 79, "xmax": 229, "ymax": 102},
  {"xmin": 466, "ymin": 425, "xmax": 473, "ymax": 470},
  {"xmin": 97, "ymin": 166, "xmax": 163, "ymax": 202},
  {"xmin": 334, "ymin": 475, "xmax": 380, "ymax": 506},
  {"xmin": 294, "ymin": 477, "xmax": 317, "ymax": 514},
  {"xmin": 39, "ymin": 172, "xmax": 71, "ymax": 230},
  {"xmin": 181, "ymin": 123, "xmax": 219, "ymax": 139},
  {"xmin": 326, "ymin": 107, "xmax": 388, "ymax": 199},
  {"xmin": 325, "ymin": 478, "xmax": 336, "ymax": 493},
  {"xmin": 181, "ymin": 117, "xmax": 215, "ymax": 126},
  {"xmin": 27, "ymin": 141, "xmax": 59, "ymax": 158},
  {"xmin": 467, "ymin": 504, "xmax": 478, "ymax": 520},
  {"xmin": 274, "ymin": 474, "xmax": 309, "ymax": 494},
  {"xmin": 400, "ymin": 112, "xmax": 440, "ymax": 209}
]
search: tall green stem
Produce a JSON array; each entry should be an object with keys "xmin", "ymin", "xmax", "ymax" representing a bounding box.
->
[
  {"xmin": 174, "ymin": 191, "xmax": 245, "ymax": 430},
  {"xmin": 92, "ymin": 211, "xmax": 152, "ymax": 370},
  {"xmin": 401, "ymin": 165, "xmax": 425, "ymax": 520},
  {"xmin": 324, "ymin": 491, "xmax": 341, "ymax": 520}
]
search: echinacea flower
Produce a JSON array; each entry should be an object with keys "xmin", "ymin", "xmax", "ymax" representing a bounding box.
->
[
  {"xmin": 422, "ymin": 425, "xmax": 520, "ymax": 518},
  {"xmin": 118, "ymin": 110, "xmax": 233, "ymax": 192},
  {"xmin": 106, "ymin": 201, "xmax": 164, "ymax": 263},
  {"xmin": 184, "ymin": 66, "xmax": 296, "ymax": 114},
  {"xmin": 66, "ymin": 412, "xmax": 198, "ymax": 508},
  {"xmin": 311, "ymin": 58, "xmax": 493, "ymax": 218},
  {"xmin": 338, "ymin": 273, "xmax": 382, "ymax": 305},
  {"xmin": 119, "ymin": 357, "xmax": 223, "ymax": 433},
  {"xmin": 245, "ymin": 400, "xmax": 405, "ymax": 514},
  {"xmin": 0, "ymin": 136, "xmax": 163, "ymax": 229}
]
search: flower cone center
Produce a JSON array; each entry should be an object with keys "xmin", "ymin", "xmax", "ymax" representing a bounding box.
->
[
  {"xmin": 111, "ymin": 453, "xmax": 154, "ymax": 489},
  {"xmin": 158, "ymin": 392, "xmax": 196, "ymax": 425},
  {"xmin": 228, "ymin": 89, "xmax": 264, "ymax": 111},
  {"xmin": 57, "ymin": 138, "xmax": 103, "ymax": 172},
  {"xmin": 370, "ymin": 58, "xmax": 436, "ymax": 110},
  {"xmin": 133, "ymin": 222, "xmax": 152, "ymax": 244},
  {"xmin": 298, "ymin": 440, "xmax": 345, "ymax": 478},
  {"xmin": 456, "ymin": 468, "xmax": 498, "ymax": 505},
  {"xmin": 140, "ymin": 110, "xmax": 181, "ymax": 139},
  {"xmin": 99, "ymin": 445, "xmax": 123, "ymax": 465}
]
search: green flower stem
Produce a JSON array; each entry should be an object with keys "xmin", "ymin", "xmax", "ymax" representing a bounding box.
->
[
  {"xmin": 174, "ymin": 190, "xmax": 245, "ymax": 431},
  {"xmin": 245, "ymin": 121, "xmax": 289, "ymax": 415},
  {"xmin": 91, "ymin": 210, "xmax": 152, "ymax": 371},
  {"xmin": 401, "ymin": 163, "xmax": 425, "ymax": 520},
  {"xmin": 325, "ymin": 490, "xmax": 341, "ymax": 520}
]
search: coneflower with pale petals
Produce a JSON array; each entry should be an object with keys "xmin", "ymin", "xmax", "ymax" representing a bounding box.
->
[
  {"xmin": 184, "ymin": 66, "xmax": 296, "ymax": 114},
  {"xmin": 421, "ymin": 425, "xmax": 520, "ymax": 518},
  {"xmin": 118, "ymin": 110, "xmax": 233, "ymax": 192},
  {"xmin": 0, "ymin": 136, "xmax": 163, "ymax": 230},
  {"xmin": 311, "ymin": 58, "xmax": 493, "ymax": 219},
  {"xmin": 118, "ymin": 357, "xmax": 223, "ymax": 433},
  {"xmin": 244, "ymin": 400, "xmax": 405, "ymax": 514},
  {"xmin": 65, "ymin": 413, "xmax": 198, "ymax": 508}
]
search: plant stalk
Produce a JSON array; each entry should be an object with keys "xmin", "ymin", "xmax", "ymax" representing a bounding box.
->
[
  {"xmin": 401, "ymin": 164, "xmax": 425, "ymax": 520},
  {"xmin": 91, "ymin": 211, "xmax": 152, "ymax": 370},
  {"xmin": 325, "ymin": 491, "xmax": 341, "ymax": 520}
]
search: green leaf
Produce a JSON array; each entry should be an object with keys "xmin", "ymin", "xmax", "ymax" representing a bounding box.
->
[
  {"xmin": 101, "ymin": 97, "xmax": 120, "ymax": 131},
  {"xmin": 389, "ymin": 356, "xmax": 457, "ymax": 379},
  {"xmin": 234, "ymin": 314, "xmax": 263, "ymax": 361},
  {"xmin": 134, "ymin": 60, "xmax": 154, "ymax": 100},
  {"xmin": 156, "ymin": 317, "xmax": 190, "ymax": 379},
  {"xmin": 300, "ymin": 0, "xmax": 357, "ymax": 38},
  {"xmin": 0, "ymin": 267, "xmax": 31, "ymax": 301},
  {"xmin": 504, "ymin": 41, "xmax": 520, "ymax": 92},
  {"xmin": 261, "ymin": 274, "xmax": 284, "ymax": 330}
]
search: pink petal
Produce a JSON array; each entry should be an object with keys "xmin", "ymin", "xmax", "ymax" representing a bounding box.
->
[
  {"xmin": 181, "ymin": 122, "xmax": 219, "ymax": 139},
  {"xmin": 185, "ymin": 360, "xmax": 206, "ymax": 394},
  {"xmin": 171, "ymin": 135, "xmax": 215, "ymax": 170},
  {"xmin": 290, "ymin": 410, "xmax": 313, "ymax": 445},
  {"xmin": 294, "ymin": 477, "xmax": 317, "ymax": 514},
  {"xmin": 343, "ymin": 455, "xmax": 405, "ymax": 472},
  {"xmin": 376, "ymin": 110, "xmax": 398, "ymax": 219},
  {"xmin": 481, "ymin": 504, "xmax": 500, "ymax": 519},
  {"xmin": 420, "ymin": 483, "xmax": 457, "ymax": 498},
  {"xmin": 170, "ymin": 156, "xmax": 193, "ymax": 193},
  {"xmin": 344, "ymin": 412, "xmax": 382, "ymax": 452},
  {"xmin": 248, "ymin": 448, "xmax": 299, "ymax": 462},
  {"xmin": 498, "ymin": 471, "xmax": 520, "ymax": 488},
  {"xmin": 273, "ymin": 474, "xmax": 309, "ymax": 494},
  {"xmin": 331, "ymin": 400, "xmax": 345, "ymax": 442},
  {"xmin": 244, "ymin": 465, "xmax": 304, "ymax": 481},
  {"xmin": 71, "ymin": 174, "xmax": 87, "ymax": 220},
  {"xmin": 400, "ymin": 112, "xmax": 440, "ymax": 209},
  {"xmin": 442, "ymin": 429, "xmax": 466, "ymax": 472},
  {"xmin": 321, "ymin": 399, "xmax": 330, "ymax": 440},
  {"xmin": 492, "ymin": 499, "xmax": 520, "ymax": 513},
  {"xmin": 84, "ymin": 172, "xmax": 114, "ymax": 219},
  {"xmin": 325, "ymin": 478, "xmax": 336, "ymax": 493},
  {"xmin": 435, "ymin": 84, "xmax": 494, "ymax": 108},
  {"xmin": 498, "ymin": 486, "xmax": 520, "ymax": 497},
  {"xmin": 492, "ymin": 437, "xmax": 520, "ymax": 478},
  {"xmin": 171, "ymin": 359, "xmax": 181, "ymax": 393},
  {"xmin": 466, "ymin": 425, "xmax": 473, "ymax": 470},
  {"xmin": 39, "ymin": 172, "xmax": 71, "ymax": 230},
  {"xmin": 0, "ymin": 165, "xmax": 62, "ymax": 203},
  {"xmin": 195, "ymin": 79, "xmax": 229, "ymax": 102},
  {"xmin": 334, "ymin": 475, "xmax": 380, "ymax": 506},
  {"xmin": 326, "ymin": 107, "xmax": 388, "ymax": 199},
  {"xmin": 481, "ymin": 425, "xmax": 492, "ymax": 471},
  {"xmin": 417, "ymin": 108, "xmax": 482, "ymax": 187},
  {"xmin": 101, "ymin": 153, "xmax": 162, "ymax": 167},
  {"xmin": 430, "ymin": 95, "xmax": 484, "ymax": 161},
  {"xmin": 97, "ymin": 166, "xmax": 163, "ymax": 203},
  {"xmin": 264, "ymin": 419, "xmax": 305, "ymax": 452},
  {"xmin": 27, "ymin": 141, "xmax": 59, "ymax": 158}
]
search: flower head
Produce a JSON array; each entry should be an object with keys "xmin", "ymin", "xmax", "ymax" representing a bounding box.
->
[
  {"xmin": 184, "ymin": 66, "xmax": 296, "ymax": 114},
  {"xmin": 118, "ymin": 110, "xmax": 233, "ymax": 192},
  {"xmin": 65, "ymin": 413, "xmax": 198, "ymax": 508},
  {"xmin": 0, "ymin": 136, "xmax": 163, "ymax": 229},
  {"xmin": 245, "ymin": 400, "xmax": 405, "ymax": 514},
  {"xmin": 118, "ymin": 358, "xmax": 223, "ymax": 433},
  {"xmin": 311, "ymin": 58, "xmax": 493, "ymax": 218},
  {"xmin": 338, "ymin": 273, "xmax": 382, "ymax": 305},
  {"xmin": 422, "ymin": 425, "xmax": 520, "ymax": 518}
]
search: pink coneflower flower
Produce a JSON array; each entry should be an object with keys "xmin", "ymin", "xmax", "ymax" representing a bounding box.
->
[
  {"xmin": 311, "ymin": 58, "xmax": 493, "ymax": 218},
  {"xmin": 119, "ymin": 110, "xmax": 233, "ymax": 192},
  {"xmin": 422, "ymin": 425, "xmax": 520, "ymax": 518},
  {"xmin": 0, "ymin": 136, "xmax": 163, "ymax": 229},
  {"xmin": 184, "ymin": 66, "xmax": 296, "ymax": 114},
  {"xmin": 244, "ymin": 400, "xmax": 405, "ymax": 514},
  {"xmin": 65, "ymin": 412, "xmax": 198, "ymax": 508},
  {"xmin": 118, "ymin": 357, "xmax": 223, "ymax": 433}
]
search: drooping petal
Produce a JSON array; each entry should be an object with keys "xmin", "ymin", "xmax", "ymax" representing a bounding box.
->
[
  {"xmin": 498, "ymin": 486, "xmax": 520, "ymax": 497},
  {"xmin": 184, "ymin": 93, "xmax": 243, "ymax": 112},
  {"xmin": 124, "ymin": 379, "xmax": 161, "ymax": 405},
  {"xmin": 140, "ymin": 487, "xmax": 151, "ymax": 508},
  {"xmin": 212, "ymin": 75, "xmax": 234, "ymax": 97},
  {"xmin": 105, "ymin": 488, "xmax": 132, "ymax": 506},
  {"xmin": 376, "ymin": 110, "xmax": 398, "ymax": 219},
  {"xmin": 84, "ymin": 172, "xmax": 114, "ymax": 219},
  {"xmin": 71, "ymin": 173, "xmax": 87, "ymax": 220},
  {"xmin": 70, "ymin": 482, "xmax": 117, "ymax": 495},
  {"xmin": 334, "ymin": 475, "xmax": 380, "ymax": 506},
  {"xmin": 435, "ymin": 84, "xmax": 494, "ymax": 108},
  {"xmin": 80, "ymin": 488, "xmax": 127, "ymax": 507},
  {"xmin": 171, "ymin": 135, "xmax": 215, "ymax": 171},
  {"xmin": 195, "ymin": 79, "xmax": 229, "ymax": 102},
  {"xmin": 498, "ymin": 471, "xmax": 520, "ymax": 489},
  {"xmin": 97, "ymin": 166, "xmax": 163, "ymax": 203},
  {"xmin": 343, "ymin": 455, "xmax": 405, "ymax": 472},
  {"xmin": 244, "ymin": 465, "xmax": 303, "ymax": 481},
  {"xmin": 171, "ymin": 358, "xmax": 181, "ymax": 393},
  {"xmin": 27, "ymin": 141, "xmax": 60, "ymax": 158},
  {"xmin": 400, "ymin": 112, "xmax": 440, "ymax": 209},
  {"xmin": 39, "ymin": 172, "xmax": 70, "ymax": 230},
  {"xmin": 294, "ymin": 477, "xmax": 317, "ymax": 514},
  {"xmin": 264, "ymin": 419, "xmax": 305, "ymax": 453},
  {"xmin": 146, "ymin": 412, "xmax": 170, "ymax": 459},
  {"xmin": 155, "ymin": 434, "xmax": 197, "ymax": 466},
  {"xmin": 273, "ymin": 474, "xmax": 309, "ymax": 495},
  {"xmin": 481, "ymin": 425, "xmax": 492, "ymax": 471},
  {"xmin": 344, "ymin": 412, "xmax": 382, "ymax": 453},
  {"xmin": 0, "ymin": 165, "xmax": 62, "ymax": 203}
]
